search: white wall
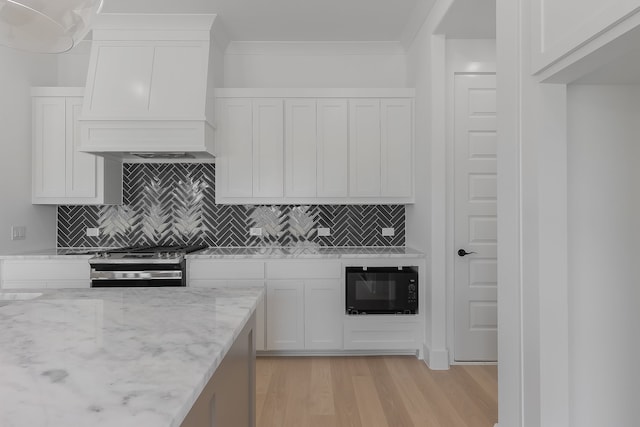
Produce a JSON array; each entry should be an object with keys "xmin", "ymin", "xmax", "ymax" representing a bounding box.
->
[
  {"xmin": 0, "ymin": 47, "xmax": 58, "ymax": 253},
  {"xmin": 567, "ymin": 84, "xmax": 640, "ymax": 427},
  {"xmin": 56, "ymin": 41, "xmax": 91, "ymax": 87},
  {"xmin": 224, "ymin": 42, "xmax": 407, "ymax": 88}
]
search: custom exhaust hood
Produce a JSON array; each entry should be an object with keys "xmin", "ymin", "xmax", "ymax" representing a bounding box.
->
[{"xmin": 78, "ymin": 14, "xmax": 222, "ymax": 161}]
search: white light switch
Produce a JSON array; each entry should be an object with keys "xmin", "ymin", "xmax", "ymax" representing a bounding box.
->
[
  {"xmin": 382, "ymin": 227, "xmax": 395, "ymax": 237},
  {"xmin": 317, "ymin": 227, "xmax": 331, "ymax": 237},
  {"xmin": 86, "ymin": 228, "xmax": 100, "ymax": 237},
  {"xmin": 250, "ymin": 227, "xmax": 263, "ymax": 236}
]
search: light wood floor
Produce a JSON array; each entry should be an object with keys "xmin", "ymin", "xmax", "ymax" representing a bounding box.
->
[{"xmin": 256, "ymin": 356, "xmax": 497, "ymax": 427}]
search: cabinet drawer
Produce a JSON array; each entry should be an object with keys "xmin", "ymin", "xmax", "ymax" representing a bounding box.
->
[
  {"xmin": 189, "ymin": 279, "xmax": 264, "ymax": 288},
  {"xmin": 188, "ymin": 260, "xmax": 265, "ymax": 280},
  {"xmin": 266, "ymin": 261, "xmax": 341, "ymax": 279},
  {"xmin": 2, "ymin": 260, "xmax": 89, "ymax": 281},
  {"xmin": 343, "ymin": 317, "xmax": 421, "ymax": 350}
]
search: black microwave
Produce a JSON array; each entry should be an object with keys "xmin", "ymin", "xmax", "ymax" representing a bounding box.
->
[{"xmin": 345, "ymin": 266, "xmax": 418, "ymax": 315}]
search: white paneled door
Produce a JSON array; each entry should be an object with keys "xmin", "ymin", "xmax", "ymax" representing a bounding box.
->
[{"xmin": 453, "ymin": 74, "xmax": 498, "ymax": 362}]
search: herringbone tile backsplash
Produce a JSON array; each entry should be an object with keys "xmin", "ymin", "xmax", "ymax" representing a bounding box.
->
[{"xmin": 57, "ymin": 163, "xmax": 405, "ymax": 248}]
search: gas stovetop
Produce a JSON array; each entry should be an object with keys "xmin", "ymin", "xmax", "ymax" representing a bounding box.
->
[{"xmin": 88, "ymin": 244, "xmax": 207, "ymax": 265}]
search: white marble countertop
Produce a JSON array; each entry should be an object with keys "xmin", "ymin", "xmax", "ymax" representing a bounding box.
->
[
  {"xmin": 0, "ymin": 287, "xmax": 263, "ymax": 427},
  {"xmin": 0, "ymin": 246, "xmax": 425, "ymax": 260},
  {"xmin": 187, "ymin": 246, "xmax": 426, "ymax": 259},
  {"xmin": 0, "ymin": 248, "xmax": 115, "ymax": 259}
]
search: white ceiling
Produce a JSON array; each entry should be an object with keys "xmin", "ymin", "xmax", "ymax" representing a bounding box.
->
[
  {"xmin": 102, "ymin": 0, "xmax": 435, "ymax": 43},
  {"xmin": 435, "ymin": 0, "xmax": 496, "ymax": 39}
]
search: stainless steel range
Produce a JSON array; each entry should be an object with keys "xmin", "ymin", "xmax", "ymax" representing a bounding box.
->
[{"xmin": 89, "ymin": 245, "xmax": 207, "ymax": 287}]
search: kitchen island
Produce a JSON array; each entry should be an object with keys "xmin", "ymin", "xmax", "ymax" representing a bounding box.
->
[{"xmin": 0, "ymin": 287, "xmax": 263, "ymax": 427}]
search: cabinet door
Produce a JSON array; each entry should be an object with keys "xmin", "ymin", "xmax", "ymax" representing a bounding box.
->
[
  {"xmin": 33, "ymin": 97, "xmax": 67, "ymax": 199},
  {"xmin": 285, "ymin": 99, "xmax": 317, "ymax": 197},
  {"xmin": 381, "ymin": 99, "xmax": 413, "ymax": 197},
  {"xmin": 252, "ymin": 99, "xmax": 284, "ymax": 198},
  {"xmin": 317, "ymin": 99, "xmax": 348, "ymax": 197},
  {"xmin": 217, "ymin": 98, "xmax": 253, "ymax": 199},
  {"xmin": 266, "ymin": 280, "xmax": 304, "ymax": 350},
  {"xmin": 67, "ymin": 97, "xmax": 100, "ymax": 198},
  {"xmin": 349, "ymin": 99, "xmax": 381, "ymax": 197},
  {"xmin": 304, "ymin": 280, "xmax": 343, "ymax": 350}
]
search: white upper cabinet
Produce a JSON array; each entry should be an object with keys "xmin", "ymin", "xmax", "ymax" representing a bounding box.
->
[
  {"xmin": 349, "ymin": 99, "xmax": 382, "ymax": 197},
  {"xmin": 215, "ymin": 88, "xmax": 414, "ymax": 204},
  {"xmin": 33, "ymin": 96, "xmax": 66, "ymax": 199},
  {"xmin": 381, "ymin": 99, "xmax": 413, "ymax": 198},
  {"xmin": 317, "ymin": 99, "xmax": 349, "ymax": 198},
  {"xmin": 531, "ymin": 0, "xmax": 640, "ymax": 77},
  {"xmin": 32, "ymin": 88, "xmax": 122, "ymax": 205},
  {"xmin": 285, "ymin": 99, "xmax": 317, "ymax": 197},
  {"xmin": 216, "ymin": 98, "xmax": 253, "ymax": 198},
  {"xmin": 215, "ymin": 98, "xmax": 284, "ymax": 202},
  {"xmin": 349, "ymin": 98, "xmax": 414, "ymax": 198}
]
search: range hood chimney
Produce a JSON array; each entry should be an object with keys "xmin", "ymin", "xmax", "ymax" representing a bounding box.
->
[{"xmin": 78, "ymin": 14, "xmax": 221, "ymax": 161}]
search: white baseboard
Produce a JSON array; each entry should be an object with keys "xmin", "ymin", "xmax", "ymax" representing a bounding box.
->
[{"xmin": 423, "ymin": 343, "xmax": 450, "ymax": 370}]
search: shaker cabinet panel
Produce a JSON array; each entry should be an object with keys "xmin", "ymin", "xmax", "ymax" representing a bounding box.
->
[
  {"xmin": 266, "ymin": 280, "xmax": 305, "ymax": 350},
  {"xmin": 67, "ymin": 98, "xmax": 99, "ymax": 199},
  {"xmin": 381, "ymin": 99, "xmax": 413, "ymax": 198},
  {"xmin": 304, "ymin": 280, "xmax": 343, "ymax": 350},
  {"xmin": 317, "ymin": 99, "xmax": 349, "ymax": 198},
  {"xmin": 252, "ymin": 99, "xmax": 284, "ymax": 198},
  {"xmin": 216, "ymin": 98, "xmax": 254, "ymax": 198},
  {"xmin": 285, "ymin": 99, "xmax": 317, "ymax": 197},
  {"xmin": 33, "ymin": 97, "xmax": 67, "ymax": 199},
  {"xmin": 349, "ymin": 99, "xmax": 382, "ymax": 197}
]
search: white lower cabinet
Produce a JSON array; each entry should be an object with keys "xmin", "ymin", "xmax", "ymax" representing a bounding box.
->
[
  {"xmin": 343, "ymin": 317, "xmax": 421, "ymax": 351},
  {"xmin": 266, "ymin": 280, "xmax": 305, "ymax": 350},
  {"xmin": 189, "ymin": 258, "xmax": 423, "ymax": 354},
  {"xmin": 0, "ymin": 259, "xmax": 90, "ymax": 289},
  {"xmin": 188, "ymin": 260, "xmax": 266, "ymax": 350},
  {"xmin": 304, "ymin": 280, "xmax": 342, "ymax": 350},
  {"xmin": 265, "ymin": 279, "xmax": 342, "ymax": 351}
]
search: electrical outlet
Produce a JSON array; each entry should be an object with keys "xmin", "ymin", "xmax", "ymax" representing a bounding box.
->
[
  {"xmin": 317, "ymin": 227, "xmax": 331, "ymax": 237},
  {"xmin": 249, "ymin": 227, "xmax": 263, "ymax": 236},
  {"xmin": 11, "ymin": 226, "xmax": 26, "ymax": 241},
  {"xmin": 382, "ymin": 227, "xmax": 395, "ymax": 237},
  {"xmin": 86, "ymin": 227, "xmax": 100, "ymax": 237}
]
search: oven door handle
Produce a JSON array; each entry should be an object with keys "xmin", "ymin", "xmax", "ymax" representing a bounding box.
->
[{"xmin": 90, "ymin": 270, "xmax": 183, "ymax": 280}]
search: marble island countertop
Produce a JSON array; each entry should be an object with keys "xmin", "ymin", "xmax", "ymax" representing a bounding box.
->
[{"xmin": 0, "ymin": 287, "xmax": 263, "ymax": 427}]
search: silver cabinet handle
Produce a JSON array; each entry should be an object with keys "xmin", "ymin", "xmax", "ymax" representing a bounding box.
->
[{"xmin": 90, "ymin": 270, "xmax": 182, "ymax": 280}]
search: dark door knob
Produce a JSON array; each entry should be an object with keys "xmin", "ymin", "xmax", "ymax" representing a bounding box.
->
[{"xmin": 458, "ymin": 249, "xmax": 477, "ymax": 257}]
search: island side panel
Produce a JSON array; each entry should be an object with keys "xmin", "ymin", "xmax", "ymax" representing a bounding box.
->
[{"xmin": 181, "ymin": 312, "xmax": 256, "ymax": 427}]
